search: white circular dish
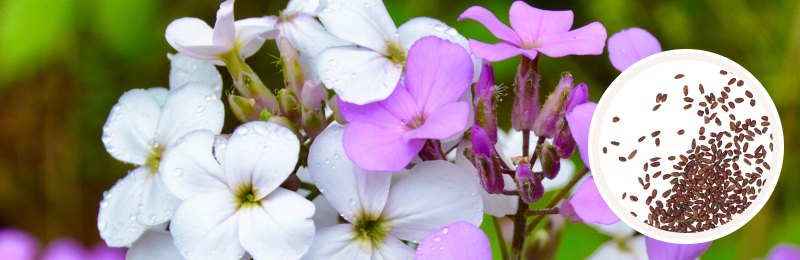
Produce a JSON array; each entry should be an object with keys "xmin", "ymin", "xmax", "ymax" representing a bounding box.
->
[{"xmin": 589, "ymin": 49, "xmax": 784, "ymax": 244}]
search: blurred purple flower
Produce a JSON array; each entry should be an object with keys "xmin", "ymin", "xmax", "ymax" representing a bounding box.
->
[
  {"xmin": 567, "ymin": 176, "xmax": 619, "ymax": 225},
  {"xmin": 645, "ymin": 237, "xmax": 711, "ymax": 260},
  {"xmin": 608, "ymin": 27, "xmax": 662, "ymax": 72},
  {"xmin": 414, "ymin": 221, "xmax": 492, "ymax": 260},
  {"xmin": 0, "ymin": 228, "xmax": 125, "ymax": 260},
  {"xmin": 0, "ymin": 228, "xmax": 39, "ymax": 260},
  {"xmin": 339, "ymin": 36, "xmax": 473, "ymax": 172},
  {"xmin": 458, "ymin": 1, "xmax": 607, "ymax": 62},
  {"xmin": 759, "ymin": 244, "xmax": 800, "ymax": 260}
]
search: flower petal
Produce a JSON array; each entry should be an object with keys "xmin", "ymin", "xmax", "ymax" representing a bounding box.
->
[
  {"xmin": 239, "ymin": 188, "xmax": 315, "ymax": 259},
  {"xmin": 169, "ymin": 190, "xmax": 244, "ymax": 260},
  {"xmin": 343, "ymin": 121, "xmax": 424, "ymax": 172},
  {"xmin": 300, "ymin": 224, "xmax": 371, "ymax": 260},
  {"xmin": 468, "ymin": 40, "xmax": 537, "ymax": 62},
  {"xmin": 371, "ymin": 236, "xmax": 415, "ymax": 260},
  {"xmin": 308, "ymin": 124, "xmax": 392, "ymax": 222},
  {"xmin": 414, "ymin": 221, "xmax": 492, "ymax": 260},
  {"xmin": 160, "ymin": 130, "xmax": 228, "ymax": 201},
  {"xmin": 317, "ymin": 0, "xmax": 396, "ymax": 52},
  {"xmin": 645, "ymin": 237, "xmax": 711, "ymax": 260},
  {"xmin": 102, "ymin": 89, "xmax": 161, "ymax": 165},
  {"xmin": 536, "ymin": 22, "xmax": 607, "ymax": 58},
  {"xmin": 397, "ymin": 17, "xmax": 483, "ymax": 83},
  {"xmin": 168, "ymin": 53, "xmax": 223, "ymax": 98},
  {"xmin": 608, "ymin": 27, "xmax": 661, "ymax": 72},
  {"xmin": 165, "ymin": 18, "xmax": 232, "ymax": 60},
  {"xmin": 285, "ymin": 0, "xmax": 320, "ymax": 16},
  {"xmin": 235, "ymin": 17, "xmax": 280, "ymax": 58},
  {"xmin": 403, "ymin": 101, "xmax": 469, "ymax": 142},
  {"xmin": 127, "ymin": 230, "xmax": 183, "ymax": 260},
  {"xmin": 509, "ymin": 2, "xmax": 573, "ymax": 42},
  {"xmin": 587, "ymin": 235, "xmax": 647, "ymax": 260},
  {"xmin": 86, "ymin": 243, "xmax": 126, "ymax": 260},
  {"xmin": 146, "ymin": 87, "xmax": 169, "ymax": 106},
  {"xmin": 405, "ymin": 36, "xmax": 473, "ymax": 112},
  {"xmin": 457, "ymin": 6, "xmax": 521, "ymax": 45},
  {"xmin": 278, "ymin": 15, "xmax": 350, "ymax": 83},
  {"xmin": 212, "ymin": 0, "xmax": 236, "ymax": 47},
  {"xmin": 337, "ymin": 83, "xmax": 419, "ymax": 130},
  {"xmin": 455, "ymin": 143, "xmax": 518, "ymax": 217},
  {"xmin": 137, "ymin": 173, "xmax": 179, "ymax": 226},
  {"xmin": 224, "ymin": 122, "xmax": 300, "ymax": 200},
  {"xmin": 564, "ymin": 83, "xmax": 589, "ymax": 113},
  {"xmin": 316, "ymin": 46, "xmax": 403, "ymax": 105},
  {"xmin": 381, "ymin": 161, "xmax": 483, "ymax": 242},
  {"xmin": 0, "ymin": 228, "xmax": 39, "ymax": 260},
  {"xmin": 569, "ymin": 176, "xmax": 620, "ymax": 225},
  {"xmin": 565, "ymin": 102, "xmax": 596, "ymax": 170},
  {"xmin": 97, "ymin": 167, "xmax": 148, "ymax": 247},
  {"xmin": 40, "ymin": 239, "xmax": 86, "ymax": 260},
  {"xmin": 155, "ymin": 83, "xmax": 225, "ymax": 149},
  {"xmin": 765, "ymin": 244, "xmax": 800, "ymax": 260}
]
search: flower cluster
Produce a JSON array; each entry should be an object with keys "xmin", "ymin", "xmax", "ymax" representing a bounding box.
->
[{"xmin": 95, "ymin": 0, "xmax": 723, "ymax": 259}]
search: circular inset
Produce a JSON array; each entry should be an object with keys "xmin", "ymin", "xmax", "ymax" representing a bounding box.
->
[{"xmin": 589, "ymin": 49, "xmax": 783, "ymax": 244}]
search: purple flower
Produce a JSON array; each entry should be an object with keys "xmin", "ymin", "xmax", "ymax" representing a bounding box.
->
[
  {"xmin": 472, "ymin": 125, "xmax": 504, "ymax": 194},
  {"xmin": 645, "ymin": 237, "xmax": 711, "ymax": 260},
  {"xmin": 760, "ymin": 244, "xmax": 800, "ymax": 260},
  {"xmin": 414, "ymin": 221, "xmax": 492, "ymax": 260},
  {"xmin": 474, "ymin": 61, "xmax": 498, "ymax": 144},
  {"xmin": 458, "ymin": 1, "xmax": 607, "ymax": 62},
  {"xmin": 339, "ymin": 36, "xmax": 473, "ymax": 172},
  {"xmin": 0, "ymin": 228, "xmax": 125, "ymax": 260},
  {"xmin": 565, "ymin": 102, "xmax": 597, "ymax": 170},
  {"xmin": 608, "ymin": 27, "xmax": 662, "ymax": 72},
  {"xmin": 0, "ymin": 228, "xmax": 38, "ymax": 260},
  {"xmin": 567, "ymin": 176, "xmax": 619, "ymax": 225}
]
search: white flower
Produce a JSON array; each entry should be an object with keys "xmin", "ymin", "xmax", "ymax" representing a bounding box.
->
[
  {"xmin": 98, "ymin": 83, "xmax": 224, "ymax": 247},
  {"xmin": 168, "ymin": 53, "xmax": 224, "ymax": 98},
  {"xmin": 587, "ymin": 222, "xmax": 648, "ymax": 260},
  {"xmin": 301, "ymin": 124, "xmax": 483, "ymax": 259},
  {"xmin": 127, "ymin": 229, "xmax": 253, "ymax": 260},
  {"xmin": 165, "ymin": 0, "xmax": 279, "ymax": 64},
  {"xmin": 315, "ymin": 0, "xmax": 482, "ymax": 105},
  {"xmin": 159, "ymin": 122, "xmax": 315, "ymax": 260}
]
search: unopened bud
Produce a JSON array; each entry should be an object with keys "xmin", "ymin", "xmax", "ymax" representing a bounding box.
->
[
  {"xmin": 301, "ymin": 107, "xmax": 326, "ymax": 139},
  {"xmin": 538, "ymin": 143, "xmax": 561, "ymax": 179},
  {"xmin": 533, "ymin": 76, "xmax": 573, "ymax": 138},
  {"xmin": 229, "ymin": 95, "xmax": 261, "ymax": 122},
  {"xmin": 552, "ymin": 118, "xmax": 576, "ymax": 158},
  {"xmin": 224, "ymin": 52, "xmax": 279, "ymax": 114},
  {"xmin": 512, "ymin": 56, "xmax": 541, "ymax": 131},
  {"xmin": 277, "ymin": 89, "xmax": 301, "ymax": 127},
  {"xmin": 279, "ymin": 37, "xmax": 305, "ymax": 94},
  {"xmin": 516, "ymin": 163, "xmax": 543, "ymax": 203},
  {"xmin": 471, "ymin": 125, "xmax": 503, "ymax": 194},
  {"xmin": 474, "ymin": 62, "xmax": 498, "ymax": 143},
  {"xmin": 300, "ymin": 80, "xmax": 326, "ymax": 111},
  {"xmin": 564, "ymin": 83, "xmax": 588, "ymax": 113},
  {"xmin": 559, "ymin": 200, "xmax": 582, "ymax": 223},
  {"xmin": 266, "ymin": 115, "xmax": 302, "ymax": 141}
]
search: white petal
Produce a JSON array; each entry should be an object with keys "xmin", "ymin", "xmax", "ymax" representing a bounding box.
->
[
  {"xmin": 212, "ymin": 0, "xmax": 236, "ymax": 47},
  {"xmin": 316, "ymin": 46, "xmax": 402, "ymax": 105},
  {"xmin": 397, "ymin": 17, "xmax": 483, "ymax": 82},
  {"xmin": 166, "ymin": 18, "xmax": 232, "ymax": 60},
  {"xmin": 155, "ymin": 83, "xmax": 225, "ymax": 149},
  {"xmin": 127, "ymin": 230, "xmax": 184, "ymax": 260},
  {"xmin": 285, "ymin": 0, "xmax": 320, "ymax": 16},
  {"xmin": 160, "ymin": 130, "xmax": 228, "ymax": 201},
  {"xmin": 214, "ymin": 135, "xmax": 230, "ymax": 167},
  {"xmin": 317, "ymin": 0, "xmax": 396, "ymax": 52},
  {"xmin": 308, "ymin": 124, "xmax": 391, "ymax": 223},
  {"xmin": 169, "ymin": 190, "xmax": 244, "ymax": 260},
  {"xmin": 235, "ymin": 17, "xmax": 280, "ymax": 58},
  {"xmin": 147, "ymin": 87, "xmax": 169, "ymax": 106},
  {"xmin": 168, "ymin": 53, "xmax": 223, "ymax": 98},
  {"xmin": 587, "ymin": 236, "xmax": 648, "ymax": 260},
  {"xmin": 98, "ymin": 167, "xmax": 149, "ymax": 247},
  {"xmin": 454, "ymin": 145, "xmax": 518, "ymax": 217},
  {"xmin": 137, "ymin": 173, "xmax": 180, "ymax": 226},
  {"xmin": 278, "ymin": 15, "xmax": 350, "ymax": 83},
  {"xmin": 591, "ymin": 221, "xmax": 635, "ymax": 241},
  {"xmin": 224, "ymin": 122, "xmax": 300, "ymax": 200},
  {"xmin": 102, "ymin": 89, "xmax": 161, "ymax": 165},
  {"xmin": 311, "ymin": 195, "xmax": 340, "ymax": 230},
  {"xmin": 371, "ymin": 235, "xmax": 415, "ymax": 260},
  {"xmin": 300, "ymin": 224, "xmax": 371, "ymax": 260},
  {"xmin": 239, "ymin": 188, "xmax": 315, "ymax": 259},
  {"xmin": 380, "ymin": 161, "xmax": 483, "ymax": 242}
]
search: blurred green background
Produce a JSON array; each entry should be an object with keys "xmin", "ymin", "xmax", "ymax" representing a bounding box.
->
[{"xmin": 0, "ymin": 0, "xmax": 796, "ymax": 259}]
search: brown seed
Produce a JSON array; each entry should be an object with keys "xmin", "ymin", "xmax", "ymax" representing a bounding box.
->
[
  {"xmin": 729, "ymin": 101, "xmax": 736, "ymax": 109},
  {"xmin": 656, "ymin": 93, "xmax": 662, "ymax": 103},
  {"xmin": 655, "ymin": 138, "xmax": 661, "ymax": 147},
  {"xmin": 763, "ymin": 162, "xmax": 771, "ymax": 170},
  {"xmin": 699, "ymin": 127, "xmax": 705, "ymax": 135},
  {"xmin": 725, "ymin": 86, "xmax": 731, "ymax": 93},
  {"xmin": 650, "ymin": 157, "xmax": 661, "ymax": 162},
  {"xmin": 639, "ymin": 177, "xmax": 644, "ymax": 186},
  {"xmin": 751, "ymin": 99, "xmax": 756, "ymax": 107},
  {"xmin": 644, "ymin": 162, "xmax": 649, "ymax": 172},
  {"xmin": 629, "ymin": 150, "xmax": 638, "ymax": 160},
  {"xmin": 639, "ymin": 136, "xmax": 646, "ymax": 142},
  {"xmin": 684, "ymin": 97, "xmax": 694, "ymax": 102},
  {"xmin": 735, "ymin": 98, "xmax": 744, "ymax": 103},
  {"xmin": 603, "ymin": 147, "xmax": 608, "ymax": 154},
  {"xmin": 644, "ymin": 183, "xmax": 651, "ymax": 190},
  {"xmin": 650, "ymin": 162, "xmax": 661, "ymax": 167},
  {"xmin": 678, "ymin": 129, "xmax": 685, "ymax": 135},
  {"xmin": 668, "ymin": 156, "xmax": 676, "ymax": 160},
  {"xmin": 762, "ymin": 122, "xmax": 770, "ymax": 126},
  {"xmin": 653, "ymin": 104, "xmax": 661, "ymax": 111},
  {"xmin": 613, "ymin": 116, "xmax": 620, "ymax": 122},
  {"xmin": 631, "ymin": 212, "xmax": 637, "ymax": 217},
  {"xmin": 675, "ymin": 74, "xmax": 685, "ymax": 79},
  {"xmin": 720, "ymin": 70, "xmax": 728, "ymax": 75},
  {"xmin": 728, "ymin": 78, "xmax": 736, "ymax": 85},
  {"xmin": 685, "ymin": 104, "xmax": 693, "ymax": 110},
  {"xmin": 646, "ymin": 196, "xmax": 652, "ymax": 205},
  {"xmin": 630, "ymin": 196, "xmax": 639, "ymax": 202},
  {"xmin": 653, "ymin": 171, "xmax": 662, "ymax": 178},
  {"xmin": 646, "ymin": 174, "xmax": 650, "ymax": 182},
  {"xmin": 619, "ymin": 157, "xmax": 627, "ymax": 162},
  {"xmin": 623, "ymin": 192, "xmax": 627, "ymax": 200},
  {"xmin": 683, "ymin": 85, "xmax": 689, "ymax": 96},
  {"xmin": 737, "ymin": 80, "xmax": 744, "ymax": 86},
  {"xmin": 662, "ymin": 190, "xmax": 671, "ymax": 198},
  {"xmin": 699, "ymin": 84, "xmax": 705, "ymax": 94},
  {"xmin": 652, "ymin": 131, "xmax": 661, "ymax": 137},
  {"xmin": 745, "ymin": 91, "xmax": 753, "ymax": 98},
  {"xmin": 730, "ymin": 114, "xmax": 736, "ymax": 120},
  {"xmin": 611, "ymin": 141, "xmax": 620, "ymax": 146},
  {"xmin": 715, "ymin": 117, "xmax": 722, "ymax": 126},
  {"xmin": 662, "ymin": 94, "xmax": 668, "ymax": 102}
]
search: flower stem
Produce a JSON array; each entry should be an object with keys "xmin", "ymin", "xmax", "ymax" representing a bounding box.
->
[
  {"xmin": 502, "ymin": 190, "xmax": 520, "ymax": 196},
  {"xmin": 525, "ymin": 207, "xmax": 560, "ymax": 216},
  {"xmin": 492, "ymin": 216, "xmax": 509, "ymax": 260},
  {"xmin": 522, "ymin": 131, "xmax": 530, "ymax": 158},
  {"xmin": 509, "ymin": 198, "xmax": 527, "ymax": 260},
  {"xmin": 300, "ymin": 182, "xmax": 320, "ymax": 201},
  {"xmin": 525, "ymin": 167, "xmax": 590, "ymax": 234}
]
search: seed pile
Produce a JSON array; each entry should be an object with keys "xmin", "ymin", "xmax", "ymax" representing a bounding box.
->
[{"xmin": 612, "ymin": 71, "xmax": 773, "ymax": 233}]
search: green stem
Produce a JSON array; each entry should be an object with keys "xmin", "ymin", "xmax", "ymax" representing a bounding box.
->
[
  {"xmin": 525, "ymin": 167, "xmax": 590, "ymax": 234},
  {"xmin": 300, "ymin": 182, "xmax": 320, "ymax": 201},
  {"xmin": 493, "ymin": 216, "xmax": 509, "ymax": 260}
]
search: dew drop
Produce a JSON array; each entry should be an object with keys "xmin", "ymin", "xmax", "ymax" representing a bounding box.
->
[
  {"xmin": 174, "ymin": 168, "xmax": 183, "ymax": 176},
  {"xmin": 100, "ymin": 201, "xmax": 109, "ymax": 208},
  {"xmin": 97, "ymin": 221, "xmax": 107, "ymax": 231},
  {"xmin": 441, "ymin": 227, "xmax": 449, "ymax": 235}
]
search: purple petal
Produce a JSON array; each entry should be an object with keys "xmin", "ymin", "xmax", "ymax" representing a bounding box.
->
[
  {"xmin": 468, "ymin": 40, "xmax": 537, "ymax": 62},
  {"xmin": 85, "ymin": 243, "xmax": 126, "ymax": 260},
  {"xmin": 565, "ymin": 102, "xmax": 596, "ymax": 170},
  {"xmin": 536, "ymin": 22, "xmax": 607, "ymax": 58},
  {"xmin": 765, "ymin": 244, "xmax": 800, "ymax": 260},
  {"xmin": 509, "ymin": 1, "xmax": 573, "ymax": 42},
  {"xmin": 403, "ymin": 102, "xmax": 469, "ymax": 142},
  {"xmin": 0, "ymin": 228, "xmax": 39, "ymax": 260},
  {"xmin": 343, "ymin": 122, "xmax": 425, "ymax": 172},
  {"xmin": 475, "ymin": 61, "xmax": 494, "ymax": 96},
  {"xmin": 41, "ymin": 239, "xmax": 86, "ymax": 260},
  {"xmin": 568, "ymin": 176, "xmax": 620, "ymax": 225},
  {"xmin": 564, "ymin": 83, "xmax": 588, "ymax": 113},
  {"xmin": 458, "ymin": 6, "xmax": 521, "ymax": 45},
  {"xmin": 471, "ymin": 125, "xmax": 493, "ymax": 158},
  {"xmin": 645, "ymin": 237, "xmax": 711, "ymax": 260},
  {"xmin": 405, "ymin": 36, "xmax": 473, "ymax": 112},
  {"xmin": 608, "ymin": 27, "xmax": 662, "ymax": 72},
  {"xmin": 414, "ymin": 221, "xmax": 492, "ymax": 260},
  {"xmin": 559, "ymin": 200, "xmax": 581, "ymax": 223},
  {"xmin": 337, "ymin": 83, "xmax": 420, "ymax": 130}
]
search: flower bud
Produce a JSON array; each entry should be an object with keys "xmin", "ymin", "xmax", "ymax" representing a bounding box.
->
[
  {"xmin": 552, "ymin": 118, "xmax": 576, "ymax": 158},
  {"xmin": 471, "ymin": 125, "xmax": 503, "ymax": 194},
  {"xmin": 474, "ymin": 62, "xmax": 498, "ymax": 143},
  {"xmin": 512, "ymin": 56, "xmax": 540, "ymax": 131},
  {"xmin": 277, "ymin": 89, "xmax": 301, "ymax": 127},
  {"xmin": 301, "ymin": 106, "xmax": 326, "ymax": 139},
  {"xmin": 300, "ymin": 80, "xmax": 326, "ymax": 112},
  {"xmin": 516, "ymin": 163, "xmax": 543, "ymax": 203},
  {"xmin": 533, "ymin": 76, "xmax": 573, "ymax": 138},
  {"xmin": 229, "ymin": 95, "xmax": 260, "ymax": 122},
  {"xmin": 279, "ymin": 37, "xmax": 305, "ymax": 94},
  {"xmin": 559, "ymin": 200, "xmax": 582, "ymax": 223},
  {"xmin": 538, "ymin": 142, "xmax": 561, "ymax": 179},
  {"xmin": 225, "ymin": 54, "xmax": 279, "ymax": 114},
  {"xmin": 565, "ymin": 83, "xmax": 588, "ymax": 113}
]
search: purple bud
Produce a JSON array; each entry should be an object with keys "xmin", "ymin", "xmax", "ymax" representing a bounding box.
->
[
  {"xmin": 552, "ymin": 118, "xmax": 576, "ymax": 158},
  {"xmin": 539, "ymin": 143, "xmax": 561, "ymax": 179},
  {"xmin": 565, "ymin": 83, "xmax": 588, "ymax": 113},
  {"xmin": 533, "ymin": 76, "xmax": 573, "ymax": 138},
  {"xmin": 559, "ymin": 200, "xmax": 582, "ymax": 223},
  {"xmin": 474, "ymin": 62, "xmax": 498, "ymax": 143},
  {"xmin": 512, "ymin": 57, "xmax": 540, "ymax": 131},
  {"xmin": 471, "ymin": 125, "xmax": 503, "ymax": 194},
  {"xmin": 300, "ymin": 80, "xmax": 326, "ymax": 112},
  {"xmin": 516, "ymin": 163, "xmax": 543, "ymax": 203}
]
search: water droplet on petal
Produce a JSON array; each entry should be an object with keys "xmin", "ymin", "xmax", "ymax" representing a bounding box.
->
[
  {"xmin": 174, "ymin": 168, "xmax": 183, "ymax": 176},
  {"xmin": 441, "ymin": 227, "xmax": 449, "ymax": 234}
]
